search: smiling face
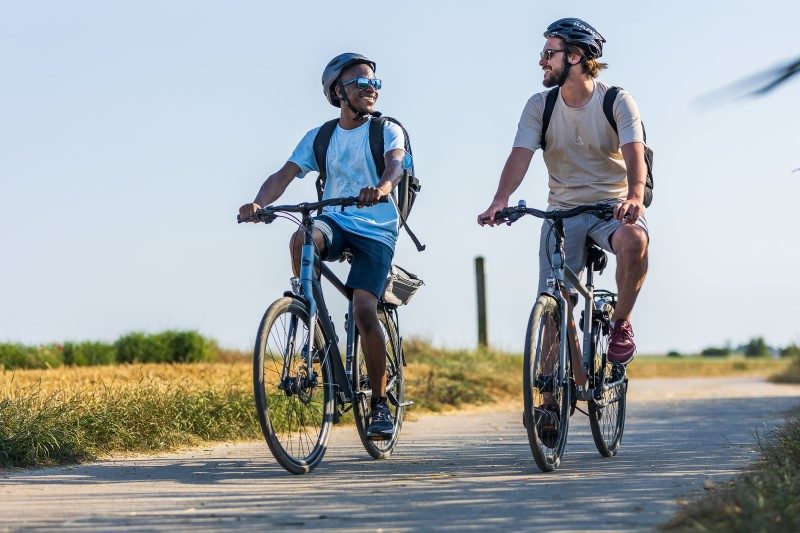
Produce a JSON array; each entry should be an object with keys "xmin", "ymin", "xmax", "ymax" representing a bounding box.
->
[
  {"xmin": 336, "ymin": 63, "xmax": 378, "ymax": 114},
  {"xmin": 540, "ymin": 36, "xmax": 567, "ymax": 88}
]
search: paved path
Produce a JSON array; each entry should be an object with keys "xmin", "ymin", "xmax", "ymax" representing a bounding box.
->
[{"xmin": 2, "ymin": 377, "xmax": 800, "ymax": 531}]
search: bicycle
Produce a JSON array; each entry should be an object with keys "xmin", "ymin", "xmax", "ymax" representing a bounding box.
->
[
  {"xmin": 238, "ymin": 196, "xmax": 412, "ymax": 474},
  {"xmin": 494, "ymin": 200, "xmax": 628, "ymax": 472}
]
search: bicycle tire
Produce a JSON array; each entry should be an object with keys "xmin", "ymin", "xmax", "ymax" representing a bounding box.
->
[
  {"xmin": 522, "ymin": 294, "xmax": 571, "ymax": 472},
  {"xmin": 588, "ymin": 319, "xmax": 627, "ymax": 457},
  {"xmin": 253, "ymin": 297, "xmax": 334, "ymax": 474},
  {"xmin": 352, "ymin": 309, "xmax": 405, "ymax": 459}
]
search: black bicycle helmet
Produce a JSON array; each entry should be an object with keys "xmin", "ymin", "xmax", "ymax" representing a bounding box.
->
[
  {"xmin": 544, "ymin": 18, "xmax": 606, "ymax": 59},
  {"xmin": 322, "ymin": 52, "xmax": 377, "ymax": 107}
]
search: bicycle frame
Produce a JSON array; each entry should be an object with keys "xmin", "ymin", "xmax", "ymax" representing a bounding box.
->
[
  {"xmin": 293, "ymin": 212, "xmax": 402, "ymax": 409},
  {"xmin": 541, "ymin": 216, "xmax": 620, "ymax": 402},
  {"xmin": 546, "ymin": 217, "xmax": 594, "ymax": 393}
]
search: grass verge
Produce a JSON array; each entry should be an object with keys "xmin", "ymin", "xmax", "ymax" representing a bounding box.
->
[
  {"xmin": 770, "ymin": 355, "xmax": 800, "ymax": 384},
  {"xmin": 663, "ymin": 407, "xmax": 800, "ymax": 531},
  {"xmin": 0, "ymin": 364, "xmax": 257, "ymax": 467},
  {"xmin": 628, "ymin": 356, "xmax": 791, "ymax": 379},
  {"xmin": 0, "ymin": 342, "xmax": 792, "ymax": 468}
]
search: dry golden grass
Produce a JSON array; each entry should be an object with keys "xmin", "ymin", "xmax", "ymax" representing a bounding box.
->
[
  {"xmin": 1, "ymin": 362, "xmax": 252, "ymax": 396},
  {"xmin": 1, "ymin": 343, "xmax": 793, "ymax": 468},
  {"xmin": 2, "ymin": 354, "xmax": 790, "ymax": 400},
  {"xmin": 628, "ymin": 356, "xmax": 791, "ymax": 379}
]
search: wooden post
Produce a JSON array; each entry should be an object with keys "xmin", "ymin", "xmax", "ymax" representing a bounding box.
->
[{"xmin": 475, "ymin": 256, "xmax": 487, "ymax": 348}]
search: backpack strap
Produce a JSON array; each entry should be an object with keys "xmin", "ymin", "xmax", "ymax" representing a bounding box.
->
[
  {"xmin": 369, "ymin": 117, "xmax": 387, "ymax": 177},
  {"xmin": 602, "ymin": 86, "xmax": 621, "ymax": 136},
  {"xmin": 603, "ymin": 86, "xmax": 653, "ymax": 206},
  {"xmin": 369, "ymin": 116, "xmax": 426, "ymax": 252},
  {"xmin": 312, "ymin": 119, "xmax": 339, "ymax": 212},
  {"xmin": 540, "ymin": 87, "xmax": 560, "ymax": 151}
]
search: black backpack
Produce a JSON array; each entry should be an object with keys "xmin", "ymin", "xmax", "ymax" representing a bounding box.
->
[
  {"xmin": 540, "ymin": 86, "xmax": 654, "ymax": 207},
  {"xmin": 312, "ymin": 115, "xmax": 425, "ymax": 251}
]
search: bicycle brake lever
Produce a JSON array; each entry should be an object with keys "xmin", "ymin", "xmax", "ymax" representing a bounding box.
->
[{"xmin": 505, "ymin": 211, "xmax": 523, "ymax": 225}]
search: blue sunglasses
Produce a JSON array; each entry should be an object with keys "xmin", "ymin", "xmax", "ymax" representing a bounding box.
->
[{"xmin": 341, "ymin": 77, "xmax": 382, "ymax": 90}]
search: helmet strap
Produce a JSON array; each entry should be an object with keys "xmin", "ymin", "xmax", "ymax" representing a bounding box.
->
[
  {"xmin": 337, "ymin": 78, "xmax": 369, "ymax": 120},
  {"xmin": 557, "ymin": 54, "xmax": 572, "ymax": 87}
]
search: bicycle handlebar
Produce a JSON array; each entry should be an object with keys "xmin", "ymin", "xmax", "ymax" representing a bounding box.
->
[
  {"xmin": 493, "ymin": 201, "xmax": 616, "ymax": 225},
  {"xmin": 237, "ymin": 196, "xmax": 388, "ymax": 224}
]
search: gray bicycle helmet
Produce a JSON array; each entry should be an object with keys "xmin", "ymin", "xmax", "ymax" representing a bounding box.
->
[
  {"xmin": 544, "ymin": 18, "xmax": 606, "ymax": 59},
  {"xmin": 322, "ymin": 52, "xmax": 377, "ymax": 107}
]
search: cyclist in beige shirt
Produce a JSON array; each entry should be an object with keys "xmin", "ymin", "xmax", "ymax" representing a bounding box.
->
[{"xmin": 478, "ymin": 18, "xmax": 649, "ymax": 364}]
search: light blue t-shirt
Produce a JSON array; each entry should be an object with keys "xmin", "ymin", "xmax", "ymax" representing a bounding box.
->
[{"xmin": 288, "ymin": 117, "xmax": 408, "ymax": 249}]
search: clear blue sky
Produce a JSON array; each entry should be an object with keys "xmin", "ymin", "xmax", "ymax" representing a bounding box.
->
[{"xmin": 2, "ymin": 0, "xmax": 799, "ymax": 354}]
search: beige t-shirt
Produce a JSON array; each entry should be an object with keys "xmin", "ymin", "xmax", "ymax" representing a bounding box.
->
[{"xmin": 513, "ymin": 80, "xmax": 644, "ymax": 207}]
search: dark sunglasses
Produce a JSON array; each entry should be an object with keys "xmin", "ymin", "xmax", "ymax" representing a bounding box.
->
[
  {"xmin": 540, "ymin": 49, "xmax": 565, "ymax": 61},
  {"xmin": 342, "ymin": 77, "xmax": 382, "ymax": 90}
]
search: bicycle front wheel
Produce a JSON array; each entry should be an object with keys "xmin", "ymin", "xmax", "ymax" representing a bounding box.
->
[
  {"xmin": 523, "ymin": 294, "xmax": 571, "ymax": 472},
  {"xmin": 588, "ymin": 319, "xmax": 627, "ymax": 457},
  {"xmin": 352, "ymin": 309, "xmax": 405, "ymax": 459},
  {"xmin": 253, "ymin": 297, "xmax": 334, "ymax": 474}
]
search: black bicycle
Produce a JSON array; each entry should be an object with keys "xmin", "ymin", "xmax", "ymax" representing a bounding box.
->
[
  {"xmin": 238, "ymin": 196, "xmax": 416, "ymax": 474},
  {"xmin": 495, "ymin": 200, "xmax": 628, "ymax": 472}
]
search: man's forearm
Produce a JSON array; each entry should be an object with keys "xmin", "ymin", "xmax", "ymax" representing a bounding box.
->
[
  {"xmin": 377, "ymin": 158, "xmax": 404, "ymax": 194},
  {"xmin": 494, "ymin": 147, "xmax": 534, "ymax": 202},
  {"xmin": 252, "ymin": 162, "xmax": 299, "ymax": 206},
  {"xmin": 621, "ymin": 142, "xmax": 646, "ymax": 201}
]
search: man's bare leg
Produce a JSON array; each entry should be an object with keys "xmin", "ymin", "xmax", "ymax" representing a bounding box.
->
[
  {"xmin": 289, "ymin": 228, "xmax": 327, "ymax": 276},
  {"xmin": 610, "ymin": 224, "xmax": 648, "ymax": 322},
  {"xmin": 352, "ymin": 288, "xmax": 387, "ymax": 398}
]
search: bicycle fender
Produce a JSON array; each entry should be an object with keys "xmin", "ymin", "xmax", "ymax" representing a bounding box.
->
[{"xmin": 283, "ymin": 291, "xmax": 309, "ymax": 307}]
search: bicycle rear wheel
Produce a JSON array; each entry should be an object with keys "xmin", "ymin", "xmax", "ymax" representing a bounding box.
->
[
  {"xmin": 353, "ymin": 308, "xmax": 405, "ymax": 459},
  {"xmin": 523, "ymin": 294, "xmax": 571, "ymax": 472},
  {"xmin": 588, "ymin": 318, "xmax": 627, "ymax": 457},
  {"xmin": 253, "ymin": 297, "xmax": 334, "ymax": 474}
]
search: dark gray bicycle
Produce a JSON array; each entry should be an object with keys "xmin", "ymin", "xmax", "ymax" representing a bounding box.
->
[
  {"xmin": 495, "ymin": 200, "xmax": 628, "ymax": 472},
  {"xmin": 238, "ymin": 196, "xmax": 419, "ymax": 474}
]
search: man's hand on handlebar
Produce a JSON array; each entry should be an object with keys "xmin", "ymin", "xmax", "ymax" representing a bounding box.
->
[
  {"xmin": 239, "ymin": 202, "xmax": 262, "ymax": 223},
  {"xmin": 477, "ymin": 199, "xmax": 508, "ymax": 227},
  {"xmin": 613, "ymin": 197, "xmax": 644, "ymax": 224},
  {"xmin": 357, "ymin": 182, "xmax": 392, "ymax": 208}
]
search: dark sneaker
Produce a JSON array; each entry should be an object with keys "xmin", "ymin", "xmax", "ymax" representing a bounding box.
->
[
  {"xmin": 533, "ymin": 404, "xmax": 560, "ymax": 448},
  {"xmin": 366, "ymin": 396, "xmax": 395, "ymax": 440},
  {"xmin": 607, "ymin": 319, "xmax": 636, "ymax": 365}
]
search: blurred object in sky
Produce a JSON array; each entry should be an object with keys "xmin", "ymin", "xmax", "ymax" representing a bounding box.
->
[
  {"xmin": 744, "ymin": 56, "xmax": 800, "ymax": 96},
  {"xmin": 696, "ymin": 55, "xmax": 800, "ymax": 109}
]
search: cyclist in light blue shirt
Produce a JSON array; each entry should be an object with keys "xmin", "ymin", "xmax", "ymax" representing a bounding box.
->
[
  {"xmin": 239, "ymin": 53, "xmax": 410, "ymax": 440},
  {"xmin": 287, "ymin": 115, "xmax": 405, "ymax": 250}
]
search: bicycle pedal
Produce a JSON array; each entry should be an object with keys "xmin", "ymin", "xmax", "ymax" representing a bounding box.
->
[{"xmin": 399, "ymin": 400, "xmax": 414, "ymax": 407}]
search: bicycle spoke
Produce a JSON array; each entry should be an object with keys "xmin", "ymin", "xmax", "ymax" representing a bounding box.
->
[{"xmin": 254, "ymin": 298, "xmax": 333, "ymax": 474}]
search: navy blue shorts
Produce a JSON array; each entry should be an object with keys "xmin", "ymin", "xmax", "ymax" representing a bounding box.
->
[{"xmin": 313, "ymin": 215, "xmax": 394, "ymax": 299}]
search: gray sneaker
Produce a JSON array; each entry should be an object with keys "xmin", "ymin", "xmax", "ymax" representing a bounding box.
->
[{"xmin": 366, "ymin": 396, "xmax": 395, "ymax": 440}]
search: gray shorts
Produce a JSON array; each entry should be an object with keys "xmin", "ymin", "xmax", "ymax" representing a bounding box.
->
[
  {"xmin": 313, "ymin": 215, "xmax": 394, "ymax": 299},
  {"xmin": 537, "ymin": 210, "xmax": 649, "ymax": 295}
]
